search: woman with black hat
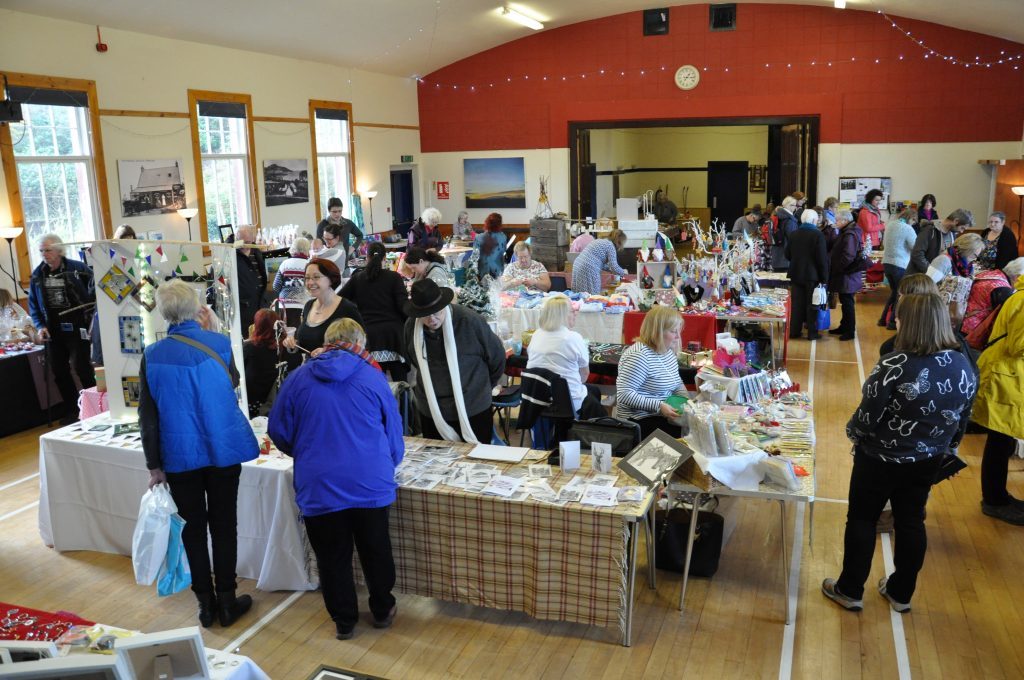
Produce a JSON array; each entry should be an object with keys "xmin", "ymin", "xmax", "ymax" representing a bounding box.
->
[{"xmin": 402, "ymin": 279, "xmax": 506, "ymax": 443}]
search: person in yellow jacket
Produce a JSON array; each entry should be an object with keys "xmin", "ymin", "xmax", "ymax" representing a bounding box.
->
[{"xmin": 974, "ymin": 276, "xmax": 1024, "ymax": 524}]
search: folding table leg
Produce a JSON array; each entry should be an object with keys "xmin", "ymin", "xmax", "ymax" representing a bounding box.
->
[
  {"xmin": 678, "ymin": 492, "xmax": 705, "ymax": 612},
  {"xmin": 646, "ymin": 501, "xmax": 657, "ymax": 589},
  {"xmin": 779, "ymin": 499, "xmax": 790, "ymax": 623},
  {"xmin": 623, "ymin": 519, "xmax": 640, "ymax": 646}
]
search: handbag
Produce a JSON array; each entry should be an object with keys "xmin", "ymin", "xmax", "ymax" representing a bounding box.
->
[
  {"xmin": 816, "ymin": 306, "xmax": 831, "ymax": 332},
  {"xmin": 964, "ymin": 303, "xmax": 1004, "ymax": 351},
  {"xmin": 811, "ymin": 283, "xmax": 828, "ymax": 306},
  {"xmin": 654, "ymin": 497, "xmax": 723, "ymax": 577},
  {"xmin": 567, "ymin": 416, "xmax": 642, "ymax": 457}
]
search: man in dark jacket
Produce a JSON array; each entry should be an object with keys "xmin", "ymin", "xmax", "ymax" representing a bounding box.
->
[
  {"xmin": 403, "ymin": 279, "xmax": 505, "ymax": 443},
  {"xmin": 234, "ymin": 225, "xmax": 267, "ymax": 339},
  {"xmin": 785, "ymin": 209, "xmax": 829, "ymax": 340},
  {"xmin": 28, "ymin": 234, "xmax": 96, "ymax": 423},
  {"xmin": 828, "ymin": 215, "xmax": 870, "ymax": 340},
  {"xmin": 906, "ymin": 208, "xmax": 973, "ymax": 275},
  {"xmin": 771, "ymin": 197, "xmax": 799, "ymax": 271}
]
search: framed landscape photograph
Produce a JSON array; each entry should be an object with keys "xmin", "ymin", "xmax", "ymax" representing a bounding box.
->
[
  {"xmin": 263, "ymin": 159, "xmax": 309, "ymax": 206},
  {"xmin": 463, "ymin": 157, "xmax": 526, "ymax": 209}
]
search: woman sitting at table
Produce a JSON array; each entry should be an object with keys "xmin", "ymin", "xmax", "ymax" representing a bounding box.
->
[
  {"xmin": 823, "ymin": 294, "xmax": 975, "ymax": 613},
  {"xmin": 403, "ymin": 246, "xmax": 454, "ymax": 290},
  {"xmin": 571, "ymin": 229, "xmax": 628, "ymax": 295},
  {"xmin": 268, "ymin": 317, "xmax": 404, "ymax": 640},
  {"xmin": 282, "ymin": 258, "xmax": 363, "ymax": 357},
  {"xmin": 501, "ymin": 242, "xmax": 551, "ymax": 291},
  {"xmin": 473, "ymin": 212, "xmax": 507, "ymax": 280},
  {"xmin": 527, "ymin": 295, "xmax": 604, "ymax": 419},
  {"xmin": 453, "ymin": 210, "xmax": 474, "ymax": 240},
  {"xmin": 614, "ymin": 305, "xmax": 687, "ymax": 439},
  {"xmin": 340, "ymin": 242, "xmax": 410, "ymax": 382},
  {"xmin": 140, "ymin": 279, "xmax": 257, "ymax": 629},
  {"xmin": 408, "ymin": 207, "xmax": 443, "ymax": 250}
]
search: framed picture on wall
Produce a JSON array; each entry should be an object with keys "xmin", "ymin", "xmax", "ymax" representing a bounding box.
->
[
  {"xmin": 463, "ymin": 157, "xmax": 526, "ymax": 208},
  {"xmin": 118, "ymin": 160, "xmax": 187, "ymax": 217},
  {"xmin": 749, "ymin": 165, "xmax": 767, "ymax": 192},
  {"xmin": 263, "ymin": 159, "xmax": 309, "ymax": 206}
]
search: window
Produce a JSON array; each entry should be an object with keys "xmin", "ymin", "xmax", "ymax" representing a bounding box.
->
[
  {"xmin": 309, "ymin": 101, "xmax": 355, "ymax": 221},
  {"xmin": 188, "ymin": 91, "xmax": 257, "ymax": 242},
  {"xmin": 6, "ymin": 86, "xmax": 105, "ymax": 269}
]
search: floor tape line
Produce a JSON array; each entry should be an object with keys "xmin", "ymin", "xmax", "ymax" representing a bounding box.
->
[
  {"xmin": 0, "ymin": 472, "xmax": 40, "ymax": 492},
  {"xmin": 222, "ymin": 590, "xmax": 304, "ymax": 653},
  {"xmin": 880, "ymin": 533, "xmax": 913, "ymax": 680},
  {"xmin": 0, "ymin": 501, "xmax": 39, "ymax": 523}
]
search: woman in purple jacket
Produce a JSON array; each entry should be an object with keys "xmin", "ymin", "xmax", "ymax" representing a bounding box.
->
[{"xmin": 828, "ymin": 214, "xmax": 871, "ymax": 340}]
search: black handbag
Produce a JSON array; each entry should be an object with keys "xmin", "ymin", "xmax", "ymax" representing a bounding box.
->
[
  {"xmin": 567, "ymin": 416, "xmax": 642, "ymax": 457},
  {"xmin": 654, "ymin": 498, "xmax": 724, "ymax": 577}
]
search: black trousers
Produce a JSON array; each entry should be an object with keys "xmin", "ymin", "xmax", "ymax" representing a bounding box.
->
[
  {"xmin": 836, "ymin": 293, "xmax": 857, "ymax": 336},
  {"xmin": 419, "ymin": 407, "xmax": 493, "ymax": 443},
  {"xmin": 633, "ymin": 415, "xmax": 682, "ymax": 440},
  {"xmin": 836, "ymin": 452, "xmax": 941, "ymax": 602},
  {"xmin": 303, "ymin": 506, "xmax": 396, "ymax": 628},
  {"xmin": 789, "ymin": 283, "xmax": 820, "ymax": 337},
  {"xmin": 578, "ymin": 385, "xmax": 607, "ymax": 420},
  {"xmin": 380, "ymin": 360, "xmax": 409, "ymax": 384},
  {"xmin": 47, "ymin": 324, "xmax": 95, "ymax": 414},
  {"xmin": 165, "ymin": 464, "xmax": 242, "ymax": 595},
  {"xmin": 881, "ymin": 264, "xmax": 905, "ymax": 325},
  {"xmin": 981, "ymin": 429, "xmax": 1017, "ymax": 505}
]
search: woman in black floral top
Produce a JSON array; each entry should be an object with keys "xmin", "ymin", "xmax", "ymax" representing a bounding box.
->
[{"xmin": 822, "ymin": 294, "xmax": 976, "ymax": 614}]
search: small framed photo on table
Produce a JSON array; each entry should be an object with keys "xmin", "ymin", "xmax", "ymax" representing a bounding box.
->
[{"xmin": 617, "ymin": 429, "xmax": 694, "ymax": 487}]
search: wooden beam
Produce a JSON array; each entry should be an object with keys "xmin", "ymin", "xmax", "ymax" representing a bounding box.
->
[
  {"xmin": 354, "ymin": 121, "xmax": 419, "ymax": 131},
  {"xmin": 253, "ymin": 116, "xmax": 308, "ymax": 124},
  {"xmin": 99, "ymin": 109, "xmax": 189, "ymax": 118}
]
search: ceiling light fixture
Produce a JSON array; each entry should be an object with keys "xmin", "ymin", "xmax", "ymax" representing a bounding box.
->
[
  {"xmin": 834, "ymin": 0, "xmax": 846, "ymax": 8},
  {"xmin": 501, "ymin": 6, "xmax": 544, "ymax": 31}
]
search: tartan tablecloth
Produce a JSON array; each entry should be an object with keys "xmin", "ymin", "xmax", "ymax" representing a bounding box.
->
[{"xmin": 390, "ymin": 438, "xmax": 652, "ymax": 631}]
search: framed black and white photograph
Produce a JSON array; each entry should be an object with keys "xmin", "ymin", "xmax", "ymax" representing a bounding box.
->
[
  {"xmin": 263, "ymin": 159, "xmax": 309, "ymax": 207},
  {"xmin": 118, "ymin": 160, "xmax": 187, "ymax": 217},
  {"xmin": 618, "ymin": 429, "xmax": 693, "ymax": 486}
]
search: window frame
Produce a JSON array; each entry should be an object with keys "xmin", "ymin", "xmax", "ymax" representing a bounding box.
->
[
  {"xmin": 187, "ymin": 89, "xmax": 259, "ymax": 241},
  {"xmin": 0, "ymin": 71, "xmax": 112, "ymax": 286},
  {"xmin": 308, "ymin": 100, "xmax": 356, "ymax": 223}
]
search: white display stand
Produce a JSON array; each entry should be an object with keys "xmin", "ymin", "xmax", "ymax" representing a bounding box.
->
[
  {"xmin": 78, "ymin": 239, "xmax": 248, "ymax": 420},
  {"xmin": 617, "ymin": 219, "xmax": 659, "ymax": 248}
]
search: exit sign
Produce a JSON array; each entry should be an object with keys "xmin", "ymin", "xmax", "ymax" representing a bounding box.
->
[{"xmin": 401, "ymin": 155, "xmax": 414, "ymax": 163}]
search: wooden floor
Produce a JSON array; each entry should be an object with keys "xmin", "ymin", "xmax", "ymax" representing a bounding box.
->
[{"xmin": 4, "ymin": 288, "xmax": 1024, "ymax": 679}]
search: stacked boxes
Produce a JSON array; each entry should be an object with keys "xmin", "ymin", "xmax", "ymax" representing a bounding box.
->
[{"xmin": 529, "ymin": 218, "xmax": 569, "ymax": 270}]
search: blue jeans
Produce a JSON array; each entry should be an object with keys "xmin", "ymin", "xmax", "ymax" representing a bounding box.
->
[{"xmin": 881, "ymin": 264, "xmax": 905, "ymax": 325}]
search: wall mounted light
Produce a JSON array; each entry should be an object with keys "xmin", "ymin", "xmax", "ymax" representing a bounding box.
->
[{"xmin": 501, "ymin": 6, "xmax": 544, "ymax": 31}]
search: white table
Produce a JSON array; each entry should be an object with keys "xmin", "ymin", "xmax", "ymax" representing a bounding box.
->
[
  {"xmin": 38, "ymin": 415, "xmax": 316, "ymax": 592},
  {"xmin": 499, "ymin": 306, "xmax": 625, "ymax": 344}
]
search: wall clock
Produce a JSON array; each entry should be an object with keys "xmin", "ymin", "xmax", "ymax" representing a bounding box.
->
[{"xmin": 674, "ymin": 65, "xmax": 700, "ymax": 90}]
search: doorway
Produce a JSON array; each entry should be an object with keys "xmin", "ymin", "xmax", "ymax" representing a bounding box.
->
[
  {"xmin": 389, "ymin": 167, "xmax": 414, "ymax": 237},
  {"xmin": 707, "ymin": 161, "xmax": 749, "ymax": 225}
]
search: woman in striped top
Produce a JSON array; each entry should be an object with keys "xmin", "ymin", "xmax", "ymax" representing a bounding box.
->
[
  {"xmin": 571, "ymin": 229, "xmax": 628, "ymax": 294},
  {"xmin": 614, "ymin": 305, "xmax": 687, "ymax": 439}
]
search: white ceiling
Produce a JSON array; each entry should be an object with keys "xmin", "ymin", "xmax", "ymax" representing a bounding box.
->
[{"xmin": 3, "ymin": 0, "xmax": 1023, "ymax": 77}]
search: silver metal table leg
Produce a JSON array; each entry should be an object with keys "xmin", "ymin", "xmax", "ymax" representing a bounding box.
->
[{"xmin": 678, "ymin": 492, "xmax": 705, "ymax": 612}]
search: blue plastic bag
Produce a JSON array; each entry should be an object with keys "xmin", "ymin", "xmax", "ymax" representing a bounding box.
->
[
  {"xmin": 815, "ymin": 307, "xmax": 831, "ymax": 333},
  {"xmin": 157, "ymin": 513, "xmax": 191, "ymax": 597}
]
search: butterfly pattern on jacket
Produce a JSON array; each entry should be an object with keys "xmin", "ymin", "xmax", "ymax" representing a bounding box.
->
[{"xmin": 896, "ymin": 369, "xmax": 930, "ymax": 400}]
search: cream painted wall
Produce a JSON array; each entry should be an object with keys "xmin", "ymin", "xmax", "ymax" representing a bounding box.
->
[
  {"xmin": 419, "ymin": 149, "xmax": 570, "ymax": 226},
  {"xmin": 817, "ymin": 142, "xmax": 1024, "ymax": 225},
  {"xmin": 590, "ymin": 126, "xmax": 769, "ymax": 218},
  {"xmin": 0, "ymin": 9, "xmax": 419, "ymax": 293}
]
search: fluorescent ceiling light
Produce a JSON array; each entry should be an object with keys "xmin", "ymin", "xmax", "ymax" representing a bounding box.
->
[{"xmin": 502, "ymin": 6, "xmax": 544, "ymax": 31}]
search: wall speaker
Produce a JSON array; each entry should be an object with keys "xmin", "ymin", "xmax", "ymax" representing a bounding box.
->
[
  {"xmin": 643, "ymin": 8, "xmax": 669, "ymax": 36},
  {"xmin": 710, "ymin": 3, "xmax": 737, "ymax": 31}
]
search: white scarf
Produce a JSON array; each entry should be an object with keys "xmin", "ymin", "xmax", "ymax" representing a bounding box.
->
[{"xmin": 412, "ymin": 310, "xmax": 479, "ymax": 443}]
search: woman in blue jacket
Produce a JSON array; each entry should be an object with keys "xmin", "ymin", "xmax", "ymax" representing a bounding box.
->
[
  {"xmin": 140, "ymin": 279, "xmax": 258, "ymax": 629},
  {"xmin": 269, "ymin": 320, "xmax": 405, "ymax": 640}
]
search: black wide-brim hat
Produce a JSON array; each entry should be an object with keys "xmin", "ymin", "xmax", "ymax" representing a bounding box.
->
[{"xmin": 404, "ymin": 278, "xmax": 455, "ymax": 318}]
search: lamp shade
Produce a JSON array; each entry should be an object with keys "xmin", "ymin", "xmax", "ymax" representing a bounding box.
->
[
  {"xmin": 0, "ymin": 226, "xmax": 24, "ymax": 240},
  {"xmin": 1012, "ymin": 186, "xmax": 1024, "ymax": 197},
  {"xmin": 177, "ymin": 208, "xmax": 199, "ymax": 219},
  {"xmin": 366, "ymin": 191, "xmax": 378, "ymax": 199}
]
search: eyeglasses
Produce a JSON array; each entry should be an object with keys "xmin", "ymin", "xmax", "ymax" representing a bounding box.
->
[{"xmin": 304, "ymin": 274, "xmax": 325, "ymax": 282}]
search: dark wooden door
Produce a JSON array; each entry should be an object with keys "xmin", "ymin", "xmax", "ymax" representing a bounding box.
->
[
  {"xmin": 707, "ymin": 161, "xmax": 749, "ymax": 226},
  {"xmin": 389, "ymin": 169, "xmax": 414, "ymax": 232}
]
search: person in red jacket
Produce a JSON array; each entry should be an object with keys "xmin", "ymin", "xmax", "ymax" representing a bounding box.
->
[{"xmin": 857, "ymin": 189, "xmax": 886, "ymax": 246}]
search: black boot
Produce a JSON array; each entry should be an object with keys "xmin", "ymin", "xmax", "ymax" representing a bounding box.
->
[
  {"xmin": 196, "ymin": 592, "xmax": 217, "ymax": 628},
  {"xmin": 217, "ymin": 590, "xmax": 253, "ymax": 627}
]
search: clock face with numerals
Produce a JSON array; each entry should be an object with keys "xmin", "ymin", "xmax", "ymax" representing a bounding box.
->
[{"xmin": 674, "ymin": 65, "xmax": 700, "ymax": 90}]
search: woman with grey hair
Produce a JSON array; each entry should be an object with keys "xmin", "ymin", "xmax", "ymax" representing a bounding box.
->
[
  {"xmin": 452, "ymin": 210, "xmax": 473, "ymax": 239},
  {"xmin": 28, "ymin": 233, "xmax": 95, "ymax": 424},
  {"xmin": 408, "ymin": 207, "xmax": 443, "ymax": 250},
  {"xmin": 273, "ymin": 237, "xmax": 312, "ymax": 326},
  {"xmin": 979, "ymin": 211, "xmax": 1018, "ymax": 271},
  {"xmin": 140, "ymin": 279, "xmax": 258, "ymax": 629}
]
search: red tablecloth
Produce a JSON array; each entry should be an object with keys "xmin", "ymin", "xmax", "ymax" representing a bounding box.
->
[{"xmin": 0, "ymin": 602, "xmax": 94, "ymax": 641}]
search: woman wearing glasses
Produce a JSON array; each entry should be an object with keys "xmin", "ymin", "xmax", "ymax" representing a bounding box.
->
[{"xmin": 282, "ymin": 258, "xmax": 364, "ymax": 357}]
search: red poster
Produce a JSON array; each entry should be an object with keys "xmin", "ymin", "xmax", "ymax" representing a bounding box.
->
[{"xmin": 436, "ymin": 181, "xmax": 450, "ymax": 200}]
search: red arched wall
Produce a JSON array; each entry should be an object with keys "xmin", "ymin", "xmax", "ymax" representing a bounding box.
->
[{"xmin": 417, "ymin": 4, "xmax": 1024, "ymax": 152}]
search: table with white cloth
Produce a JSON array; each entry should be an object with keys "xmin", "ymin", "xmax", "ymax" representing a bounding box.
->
[
  {"xmin": 499, "ymin": 306, "xmax": 626, "ymax": 344},
  {"xmin": 37, "ymin": 414, "xmax": 317, "ymax": 592}
]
